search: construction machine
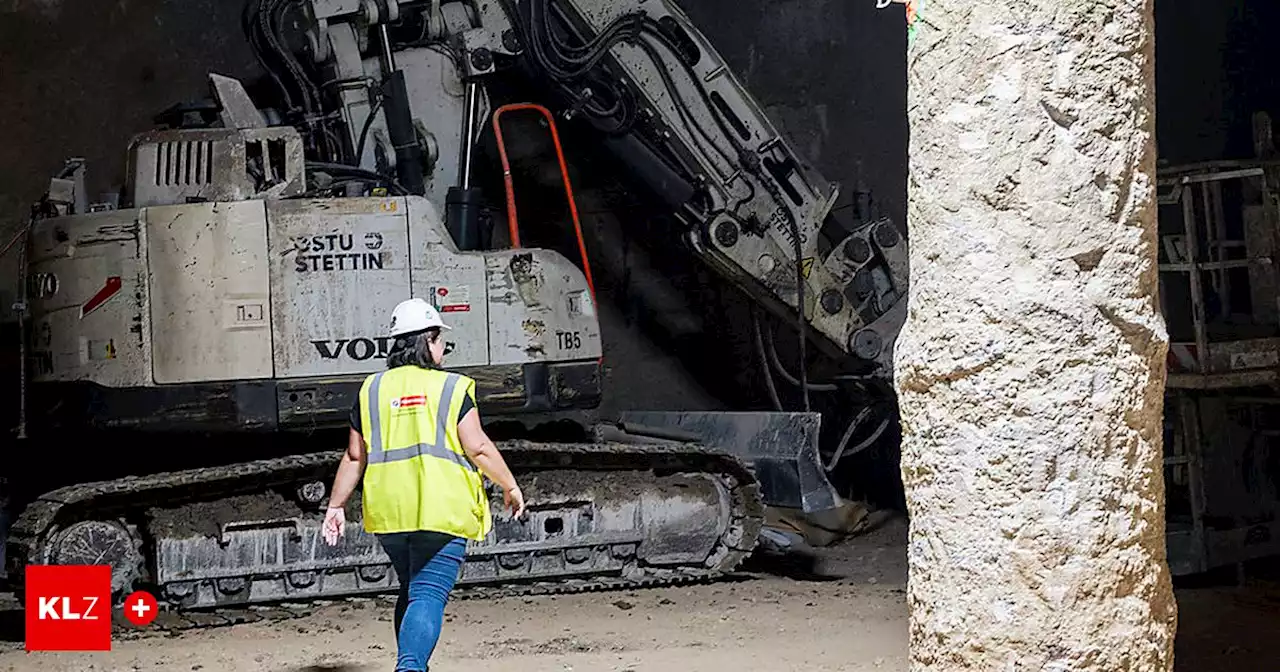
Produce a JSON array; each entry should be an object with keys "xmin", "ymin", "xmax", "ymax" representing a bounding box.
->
[{"xmin": 2, "ymin": 0, "xmax": 908, "ymax": 614}]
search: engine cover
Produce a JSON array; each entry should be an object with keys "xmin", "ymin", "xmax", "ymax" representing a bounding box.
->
[{"xmin": 128, "ymin": 127, "xmax": 306, "ymax": 207}]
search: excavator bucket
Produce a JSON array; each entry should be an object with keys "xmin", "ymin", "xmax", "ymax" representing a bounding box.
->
[{"xmin": 618, "ymin": 411, "xmax": 841, "ymax": 513}]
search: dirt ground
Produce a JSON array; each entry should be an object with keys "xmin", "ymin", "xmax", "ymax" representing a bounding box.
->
[{"xmin": 0, "ymin": 515, "xmax": 1276, "ymax": 672}]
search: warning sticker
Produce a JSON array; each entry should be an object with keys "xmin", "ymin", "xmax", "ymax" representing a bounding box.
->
[
  {"xmin": 1230, "ymin": 351, "xmax": 1280, "ymax": 370},
  {"xmin": 434, "ymin": 285, "xmax": 472, "ymax": 313},
  {"xmin": 799, "ymin": 257, "xmax": 815, "ymax": 279},
  {"xmin": 86, "ymin": 338, "xmax": 117, "ymax": 361}
]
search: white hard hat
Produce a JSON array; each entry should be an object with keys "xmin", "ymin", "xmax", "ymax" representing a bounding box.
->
[{"xmin": 389, "ymin": 297, "xmax": 451, "ymax": 337}]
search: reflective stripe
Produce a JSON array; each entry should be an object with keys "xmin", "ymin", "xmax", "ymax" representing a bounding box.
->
[
  {"xmin": 366, "ymin": 372, "xmax": 473, "ymax": 471},
  {"xmin": 368, "ymin": 440, "xmax": 477, "ymax": 471},
  {"xmin": 367, "ymin": 371, "xmax": 387, "ymax": 454}
]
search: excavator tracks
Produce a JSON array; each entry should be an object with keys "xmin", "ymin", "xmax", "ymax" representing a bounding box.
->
[
  {"xmin": 106, "ymin": 561, "xmax": 743, "ymax": 637},
  {"xmin": 6, "ymin": 439, "xmax": 765, "ymax": 635}
]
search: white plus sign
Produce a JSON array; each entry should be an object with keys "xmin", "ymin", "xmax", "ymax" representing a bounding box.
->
[{"xmin": 131, "ymin": 599, "xmax": 151, "ymax": 618}]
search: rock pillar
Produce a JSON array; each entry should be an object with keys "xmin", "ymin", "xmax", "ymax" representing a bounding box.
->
[{"xmin": 895, "ymin": 0, "xmax": 1177, "ymax": 668}]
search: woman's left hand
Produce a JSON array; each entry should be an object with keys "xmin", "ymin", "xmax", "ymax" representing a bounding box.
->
[
  {"xmin": 322, "ymin": 506, "xmax": 346, "ymax": 545},
  {"xmin": 504, "ymin": 486, "xmax": 527, "ymax": 520}
]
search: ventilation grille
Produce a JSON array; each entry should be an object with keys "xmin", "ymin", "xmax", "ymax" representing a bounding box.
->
[{"xmin": 153, "ymin": 140, "xmax": 215, "ymax": 186}]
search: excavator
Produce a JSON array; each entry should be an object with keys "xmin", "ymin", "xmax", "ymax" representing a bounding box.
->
[{"xmin": 2, "ymin": 0, "xmax": 908, "ymax": 618}]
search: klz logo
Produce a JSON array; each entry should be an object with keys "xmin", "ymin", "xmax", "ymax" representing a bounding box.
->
[
  {"xmin": 36, "ymin": 596, "xmax": 101, "ymax": 620},
  {"xmin": 312, "ymin": 337, "xmax": 393, "ymax": 361},
  {"xmin": 25, "ymin": 565, "xmax": 112, "ymax": 651}
]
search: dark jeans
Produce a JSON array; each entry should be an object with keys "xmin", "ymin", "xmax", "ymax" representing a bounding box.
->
[{"xmin": 377, "ymin": 531, "xmax": 468, "ymax": 672}]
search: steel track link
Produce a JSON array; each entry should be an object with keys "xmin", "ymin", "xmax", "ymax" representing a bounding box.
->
[{"xmin": 9, "ymin": 439, "xmax": 765, "ymax": 637}]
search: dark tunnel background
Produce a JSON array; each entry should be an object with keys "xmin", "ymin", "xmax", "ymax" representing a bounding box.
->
[{"xmin": 0, "ymin": 0, "xmax": 1276, "ymax": 514}]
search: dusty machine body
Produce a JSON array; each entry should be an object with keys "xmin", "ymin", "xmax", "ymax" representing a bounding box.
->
[
  {"xmin": 25, "ymin": 135, "xmax": 606, "ymax": 434},
  {"xmin": 4, "ymin": 0, "xmax": 908, "ymax": 610}
]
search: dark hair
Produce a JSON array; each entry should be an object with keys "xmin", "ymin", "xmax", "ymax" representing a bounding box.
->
[{"xmin": 386, "ymin": 327, "xmax": 441, "ymax": 369}]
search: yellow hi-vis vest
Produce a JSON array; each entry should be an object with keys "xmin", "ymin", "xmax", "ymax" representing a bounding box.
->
[{"xmin": 356, "ymin": 365, "xmax": 492, "ymax": 540}]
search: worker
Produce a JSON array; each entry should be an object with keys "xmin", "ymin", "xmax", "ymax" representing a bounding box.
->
[{"xmin": 322, "ymin": 297, "xmax": 526, "ymax": 672}]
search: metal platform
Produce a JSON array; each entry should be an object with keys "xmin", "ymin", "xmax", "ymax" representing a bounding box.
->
[{"xmin": 1157, "ymin": 137, "xmax": 1280, "ymax": 574}]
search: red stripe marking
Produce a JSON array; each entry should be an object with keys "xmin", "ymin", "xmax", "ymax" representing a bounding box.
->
[{"xmin": 80, "ymin": 276, "xmax": 122, "ymax": 318}]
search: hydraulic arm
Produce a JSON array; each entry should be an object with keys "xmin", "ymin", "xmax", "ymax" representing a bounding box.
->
[{"xmin": 304, "ymin": 0, "xmax": 908, "ymax": 379}]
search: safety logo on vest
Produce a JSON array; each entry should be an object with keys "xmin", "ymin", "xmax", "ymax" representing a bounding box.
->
[{"xmin": 390, "ymin": 395, "xmax": 426, "ymax": 409}]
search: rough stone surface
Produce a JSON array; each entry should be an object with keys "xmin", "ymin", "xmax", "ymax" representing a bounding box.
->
[{"xmin": 895, "ymin": 1, "xmax": 1177, "ymax": 669}]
